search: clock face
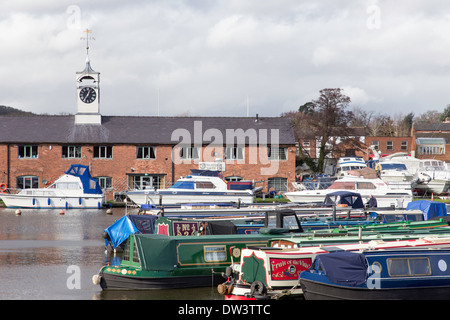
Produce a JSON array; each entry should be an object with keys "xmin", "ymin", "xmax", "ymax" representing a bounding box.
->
[{"xmin": 79, "ymin": 87, "xmax": 97, "ymax": 104}]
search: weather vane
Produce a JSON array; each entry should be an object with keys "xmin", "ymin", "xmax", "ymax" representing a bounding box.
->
[{"xmin": 80, "ymin": 29, "xmax": 95, "ymax": 56}]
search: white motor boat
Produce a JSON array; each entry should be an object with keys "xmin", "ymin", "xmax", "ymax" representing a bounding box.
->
[
  {"xmin": 368, "ymin": 146, "xmax": 450, "ymax": 194},
  {"xmin": 126, "ymin": 170, "xmax": 254, "ymax": 206},
  {"xmin": 0, "ymin": 165, "xmax": 104, "ymax": 209},
  {"xmin": 376, "ymin": 151, "xmax": 450, "ymax": 195},
  {"xmin": 285, "ymin": 175, "xmax": 412, "ymax": 209},
  {"xmin": 334, "ymin": 156, "xmax": 367, "ymax": 178}
]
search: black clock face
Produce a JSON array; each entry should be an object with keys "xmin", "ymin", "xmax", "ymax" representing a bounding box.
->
[{"xmin": 79, "ymin": 87, "xmax": 97, "ymax": 104}]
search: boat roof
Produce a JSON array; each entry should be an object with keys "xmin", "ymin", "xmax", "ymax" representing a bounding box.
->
[
  {"xmin": 314, "ymin": 251, "xmax": 368, "ymax": 286},
  {"xmin": 65, "ymin": 164, "xmax": 102, "ymax": 194},
  {"xmin": 406, "ymin": 200, "xmax": 447, "ymax": 220},
  {"xmin": 323, "ymin": 191, "xmax": 364, "ymax": 209}
]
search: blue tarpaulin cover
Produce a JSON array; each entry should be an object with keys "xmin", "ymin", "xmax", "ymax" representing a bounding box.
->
[
  {"xmin": 316, "ymin": 251, "xmax": 368, "ymax": 286},
  {"xmin": 104, "ymin": 215, "xmax": 158, "ymax": 248},
  {"xmin": 406, "ymin": 200, "xmax": 447, "ymax": 220}
]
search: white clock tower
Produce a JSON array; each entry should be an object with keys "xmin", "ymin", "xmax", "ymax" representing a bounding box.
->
[{"xmin": 75, "ymin": 29, "xmax": 101, "ymax": 125}]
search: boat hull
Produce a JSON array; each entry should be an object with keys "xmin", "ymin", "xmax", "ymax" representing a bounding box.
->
[
  {"xmin": 285, "ymin": 191, "xmax": 412, "ymax": 209},
  {"xmin": 0, "ymin": 194, "xmax": 104, "ymax": 209},
  {"xmin": 99, "ymin": 270, "xmax": 224, "ymax": 290},
  {"xmin": 300, "ymin": 278, "xmax": 450, "ymax": 300},
  {"xmin": 126, "ymin": 190, "xmax": 254, "ymax": 206}
]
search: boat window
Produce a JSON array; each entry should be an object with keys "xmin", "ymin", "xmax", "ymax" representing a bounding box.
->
[
  {"xmin": 328, "ymin": 181, "xmax": 355, "ymax": 190},
  {"xmin": 195, "ymin": 181, "xmax": 216, "ymax": 189},
  {"xmin": 387, "ymin": 257, "xmax": 431, "ymax": 277},
  {"xmin": 171, "ymin": 181, "xmax": 195, "ymax": 189},
  {"xmin": 123, "ymin": 241, "xmax": 131, "ymax": 262},
  {"xmin": 132, "ymin": 242, "xmax": 140, "ymax": 263},
  {"xmin": 380, "ymin": 163, "xmax": 407, "ymax": 170},
  {"xmin": 204, "ymin": 245, "xmax": 227, "ymax": 262},
  {"xmin": 356, "ymin": 182, "xmax": 376, "ymax": 189},
  {"xmin": 282, "ymin": 215, "xmax": 300, "ymax": 229},
  {"xmin": 55, "ymin": 182, "xmax": 81, "ymax": 190}
]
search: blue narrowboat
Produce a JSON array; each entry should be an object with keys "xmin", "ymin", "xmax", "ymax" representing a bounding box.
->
[{"xmin": 299, "ymin": 249, "xmax": 450, "ymax": 300}]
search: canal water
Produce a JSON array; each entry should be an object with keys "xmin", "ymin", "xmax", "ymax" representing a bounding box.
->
[{"xmin": 0, "ymin": 207, "xmax": 222, "ymax": 300}]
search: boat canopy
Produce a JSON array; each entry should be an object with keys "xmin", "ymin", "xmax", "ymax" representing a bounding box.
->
[
  {"xmin": 313, "ymin": 251, "xmax": 368, "ymax": 286},
  {"xmin": 406, "ymin": 200, "xmax": 447, "ymax": 220},
  {"xmin": 104, "ymin": 215, "xmax": 158, "ymax": 248},
  {"xmin": 64, "ymin": 164, "xmax": 102, "ymax": 194},
  {"xmin": 323, "ymin": 191, "xmax": 364, "ymax": 209}
]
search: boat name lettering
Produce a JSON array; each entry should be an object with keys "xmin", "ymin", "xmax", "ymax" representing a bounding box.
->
[
  {"xmin": 173, "ymin": 222, "xmax": 198, "ymax": 236},
  {"xmin": 270, "ymin": 258, "xmax": 311, "ymax": 280}
]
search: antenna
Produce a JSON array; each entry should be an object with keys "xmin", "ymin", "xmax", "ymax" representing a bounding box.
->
[
  {"xmin": 81, "ymin": 29, "xmax": 95, "ymax": 56},
  {"xmin": 247, "ymin": 95, "xmax": 250, "ymax": 117}
]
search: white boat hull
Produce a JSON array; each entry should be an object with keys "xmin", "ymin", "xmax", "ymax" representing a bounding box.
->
[
  {"xmin": 285, "ymin": 190, "xmax": 412, "ymax": 209},
  {"xmin": 0, "ymin": 194, "xmax": 104, "ymax": 209},
  {"xmin": 126, "ymin": 191, "xmax": 254, "ymax": 206}
]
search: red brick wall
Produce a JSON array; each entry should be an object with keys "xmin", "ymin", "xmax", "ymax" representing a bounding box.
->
[{"xmin": 0, "ymin": 143, "xmax": 296, "ymax": 200}]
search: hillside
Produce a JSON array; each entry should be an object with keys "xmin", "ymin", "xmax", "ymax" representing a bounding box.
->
[{"xmin": 0, "ymin": 105, "xmax": 35, "ymax": 116}]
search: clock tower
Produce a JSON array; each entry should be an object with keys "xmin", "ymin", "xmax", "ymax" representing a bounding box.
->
[{"xmin": 75, "ymin": 29, "xmax": 101, "ymax": 125}]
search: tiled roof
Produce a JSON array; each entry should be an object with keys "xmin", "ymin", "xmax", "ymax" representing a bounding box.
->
[{"xmin": 0, "ymin": 115, "xmax": 296, "ymax": 145}]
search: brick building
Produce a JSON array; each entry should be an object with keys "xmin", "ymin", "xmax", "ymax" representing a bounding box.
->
[{"xmin": 0, "ymin": 56, "xmax": 296, "ymax": 201}]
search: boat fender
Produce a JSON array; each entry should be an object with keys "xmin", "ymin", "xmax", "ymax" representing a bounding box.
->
[
  {"xmin": 250, "ymin": 281, "xmax": 266, "ymax": 296},
  {"xmin": 92, "ymin": 274, "xmax": 101, "ymax": 285},
  {"xmin": 217, "ymin": 282, "xmax": 234, "ymax": 295}
]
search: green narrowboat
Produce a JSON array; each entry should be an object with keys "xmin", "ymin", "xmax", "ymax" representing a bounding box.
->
[
  {"xmin": 95, "ymin": 233, "xmax": 276, "ymax": 289},
  {"xmin": 94, "ymin": 221, "xmax": 450, "ymax": 290}
]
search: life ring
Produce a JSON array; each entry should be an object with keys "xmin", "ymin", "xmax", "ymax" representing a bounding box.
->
[
  {"xmin": 0, "ymin": 183, "xmax": 7, "ymax": 192},
  {"xmin": 375, "ymin": 164, "xmax": 382, "ymax": 171}
]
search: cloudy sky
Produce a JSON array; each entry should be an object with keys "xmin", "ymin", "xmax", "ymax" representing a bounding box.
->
[{"xmin": 1, "ymin": 0, "xmax": 450, "ymax": 118}]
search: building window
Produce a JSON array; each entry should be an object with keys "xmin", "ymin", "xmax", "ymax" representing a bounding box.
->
[
  {"xmin": 268, "ymin": 147, "xmax": 287, "ymax": 160},
  {"xmin": 400, "ymin": 141, "xmax": 408, "ymax": 151},
  {"xmin": 96, "ymin": 176, "xmax": 113, "ymax": 190},
  {"xmin": 131, "ymin": 174, "xmax": 162, "ymax": 190},
  {"xmin": 268, "ymin": 177, "xmax": 288, "ymax": 193},
  {"xmin": 302, "ymin": 140, "xmax": 310, "ymax": 147},
  {"xmin": 386, "ymin": 141, "xmax": 393, "ymax": 151},
  {"xmin": 18, "ymin": 145, "xmax": 38, "ymax": 159},
  {"xmin": 17, "ymin": 175, "xmax": 39, "ymax": 189},
  {"xmin": 136, "ymin": 146, "xmax": 156, "ymax": 159},
  {"xmin": 225, "ymin": 146, "xmax": 244, "ymax": 160},
  {"xmin": 93, "ymin": 146, "xmax": 112, "ymax": 159},
  {"xmin": 179, "ymin": 146, "xmax": 200, "ymax": 160},
  {"xmin": 62, "ymin": 145, "xmax": 81, "ymax": 158},
  {"xmin": 417, "ymin": 138, "xmax": 446, "ymax": 155},
  {"xmin": 372, "ymin": 141, "xmax": 379, "ymax": 150}
]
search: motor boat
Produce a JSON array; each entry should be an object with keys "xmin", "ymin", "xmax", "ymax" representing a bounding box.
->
[
  {"xmin": 334, "ymin": 156, "xmax": 367, "ymax": 178},
  {"xmin": 371, "ymin": 148, "xmax": 450, "ymax": 195},
  {"xmin": 126, "ymin": 169, "xmax": 254, "ymax": 206},
  {"xmin": 0, "ymin": 164, "xmax": 104, "ymax": 209},
  {"xmin": 285, "ymin": 175, "xmax": 412, "ymax": 209}
]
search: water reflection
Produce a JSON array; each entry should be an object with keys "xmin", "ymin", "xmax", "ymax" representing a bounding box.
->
[{"xmin": 0, "ymin": 207, "xmax": 223, "ymax": 300}]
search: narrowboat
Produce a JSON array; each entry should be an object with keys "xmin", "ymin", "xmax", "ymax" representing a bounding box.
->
[
  {"xmin": 102, "ymin": 209, "xmax": 304, "ymax": 251},
  {"xmin": 94, "ymin": 219, "xmax": 450, "ymax": 291},
  {"xmin": 220, "ymin": 236, "xmax": 450, "ymax": 300},
  {"xmin": 299, "ymin": 249, "xmax": 450, "ymax": 300},
  {"xmin": 94, "ymin": 233, "xmax": 278, "ymax": 290}
]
